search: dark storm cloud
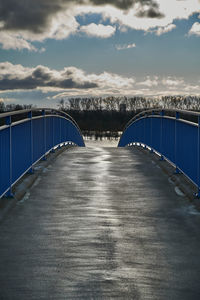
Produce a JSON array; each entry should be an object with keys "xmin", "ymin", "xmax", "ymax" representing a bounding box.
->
[
  {"xmin": 136, "ymin": 7, "xmax": 164, "ymax": 18},
  {"xmin": 87, "ymin": 0, "xmax": 137, "ymax": 9},
  {"xmin": 0, "ymin": 0, "xmax": 63, "ymax": 33},
  {"xmin": 88, "ymin": 0, "xmax": 161, "ymax": 10},
  {"xmin": 0, "ymin": 65, "xmax": 98, "ymax": 90},
  {"xmin": 0, "ymin": 0, "xmax": 164, "ymax": 33}
]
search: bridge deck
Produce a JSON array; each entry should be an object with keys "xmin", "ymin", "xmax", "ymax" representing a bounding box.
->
[{"xmin": 1, "ymin": 142, "xmax": 200, "ymax": 299}]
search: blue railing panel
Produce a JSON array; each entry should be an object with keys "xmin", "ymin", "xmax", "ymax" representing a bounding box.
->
[
  {"xmin": 120, "ymin": 123, "xmax": 135, "ymax": 146},
  {"xmin": 176, "ymin": 121, "xmax": 198, "ymax": 184},
  {"xmin": 134, "ymin": 119, "xmax": 142, "ymax": 144},
  {"xmin": 162, "ymin": 118, "xmax": 176, "ymax": 164},
  {"xmin": 12, "ymin": 122, "xmax": 32, "ymax": 184},
  {"xmin": 67, "ymin": 120, "xmax": 85, "ymax": 147},
  {"xmin": 46, "ymin": 117, "xmax": 54, "ymax": 152},
  {"xmin": 152, "ymin": 117, "xmax": 161, "ymax": 153},
  {"xmin": 33, "ymin": 118, "xmax": 45, "ymax": 162},
  {"xmin": 68, "ymin": 121, "xmax": 76, "ymax": 145},
  {"xmin": 61, "ymin": 118, "xmax": 68, "ymax": 144},
  {"xmin": 54, "ymin": 117, "xmax": 61, "ymax": 146},
  {"xmin": 0, "ymin": 128, "xmax": 10, "ymax": 196},
  {"xmin": 145, "ymin": 117, "xmax": 151, "ymax": 147}
]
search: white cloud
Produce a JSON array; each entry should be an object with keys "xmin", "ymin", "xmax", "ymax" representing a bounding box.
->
[
  {"xmin": 87, "ymin": 71, "xmax": 135, "ymax": 88},
  {"xmin": 155, "ymin": 23, "xmax": 176, "ymax": 35},
  {"xmin": 50, "ymin": 74, "xmax": 200, "ymax": 98},
  {"xmin": 0, "ymin": 32, "xmax": 37, "ymax": 51},
  {"xmin": 48, "ymin": 11, "xmax": 79, "ymax": 40},
  {"xmin": 0, "ymin": 97, "xmax": 13, "ymax": 103},
  {"xmin": 162, "ymin": 77, "xmax": 184, "ymax": 86},
  {"xmin": 0, "ymin": 62, "xmax": 200, "ymax": 98},
  {"xmin": 0, "ymin": 62, "xmax": 98, "ymax": 91},
  {"xmin": 189, "ymin": 22, "xmax": 200, "ymax": 36},
  {"xmin": 183, "ymin": 84, "xmax": 200, "ymax": 92},
  {"xmin": 20, "ymin": 11, "xmax": 79, "ymax": 42},
  {"xmin": 80, "ymin": 23, "xmax": 116, "ymax": 38},
  {"xmin": 0, "ymin": 11, "xmax": 79, "ymax": 51},
  {"xmin": 0, "ymin": 0, "xmax": 199, "ymax": 51},
  {"xmin": 137, "ymin": 76, "xmax": 159, "ymax": 87},
  {"xmin": 0, "ymin": 62, "xmax": 135, "ymax": 93},
  {"xmin": 96, "ymin": 0, "xmax": 200, "ymax": 32},
  {"xmin": 116, "ymin": 43, "xmax": 136, "ymax": 50}
]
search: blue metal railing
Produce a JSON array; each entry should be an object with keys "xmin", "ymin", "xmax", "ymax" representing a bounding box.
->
[
  {"xmin": 118, "ymin": 109, "xmax": 200, "ymax": 195},
  {"xmin": 0, "ymin": 108, "xmax": 85, "ymax": 198}
]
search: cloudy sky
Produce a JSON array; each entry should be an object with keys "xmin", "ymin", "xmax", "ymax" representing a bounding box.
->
[{"xmin": 0, "ymin": 0, "xmax": 200, "ymax": 107}]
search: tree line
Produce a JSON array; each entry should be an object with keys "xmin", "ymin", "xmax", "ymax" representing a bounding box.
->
[
  {"xmin": 57, "ymin": 95, "xmax": 200, "ymax": 112},
  {"xmin": 0, "ymin": 102, "xmax": 34, "ymax": 113},
  {"xmin": 1, "ymin": 95, "xmax": 200, "ymax": 133},
  {"xmin": 57, "ymin": 96, "xmax": 200, "ymax": 133}
]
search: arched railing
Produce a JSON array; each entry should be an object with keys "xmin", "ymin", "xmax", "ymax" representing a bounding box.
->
[
  {"xmin": 118, "ymin": 109, "xmax": 200, "ymax": 196},
  {"xmin": 0, "ymin": 108, "xmax": 85, "ymax": 198}
]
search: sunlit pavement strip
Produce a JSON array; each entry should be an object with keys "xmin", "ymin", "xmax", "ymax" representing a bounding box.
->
[{"xmin": 1, "ymin": 141, "xmax": 200, "ymax": 299}]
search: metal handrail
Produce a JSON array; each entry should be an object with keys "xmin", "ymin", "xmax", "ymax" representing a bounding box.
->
[
  {"xmin": 124, "ymin": 108, "xmax": 200, "ymax": 131},
  {"xmin": 0, "ymin": 108, "xmax": 83, "ymax": 137}
]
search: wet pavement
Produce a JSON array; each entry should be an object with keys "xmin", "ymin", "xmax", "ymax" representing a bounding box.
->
[{"xmin": 1, "ymin": 141, "xmax": 200, "ymax": 299}]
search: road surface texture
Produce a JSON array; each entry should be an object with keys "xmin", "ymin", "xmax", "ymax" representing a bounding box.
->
[{"xmin": 1, "ymin": 141, "xmax": 200, "ymax": 299}]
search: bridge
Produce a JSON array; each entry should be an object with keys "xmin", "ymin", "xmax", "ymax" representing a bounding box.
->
[{"xmin": 1, "ymin": 108, "xmax": 200, "ymax": 299}]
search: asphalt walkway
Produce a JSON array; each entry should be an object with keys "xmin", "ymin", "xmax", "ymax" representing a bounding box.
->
[{"xmin": 1, "ymin": 142, "xmax": 200, "ymax": 299}]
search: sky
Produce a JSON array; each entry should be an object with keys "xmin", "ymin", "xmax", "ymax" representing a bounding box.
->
[{"xmin": 0, "ymin": 0, "xmax": 200, "ymax": 107}]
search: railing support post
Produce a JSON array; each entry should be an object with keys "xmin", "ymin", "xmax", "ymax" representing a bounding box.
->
[
  {"xmin": 175, "ymin": 111, "xmax": 181, "ymax": 174},
  {"xmin": 5, "ymin": 116, "xmax": 13, "ymax": 198}
]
